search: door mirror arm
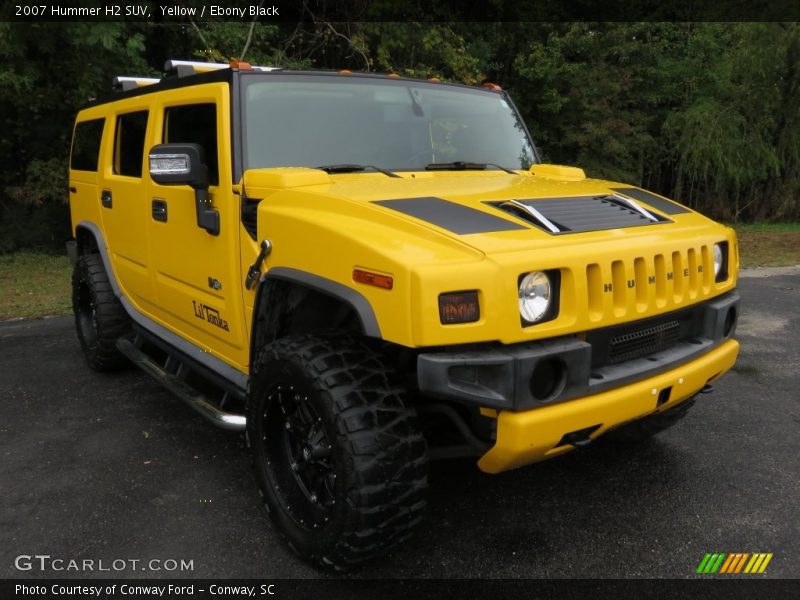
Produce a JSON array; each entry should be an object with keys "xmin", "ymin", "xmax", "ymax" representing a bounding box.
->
[{"xmin": 193, "ymin": 184, "xmax": 220, "ymax": 236}]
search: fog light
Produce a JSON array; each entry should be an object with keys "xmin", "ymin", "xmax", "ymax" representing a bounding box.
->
[{"xmin": 529, "ymin": 358, "xmax": 567, "ymax": 402}]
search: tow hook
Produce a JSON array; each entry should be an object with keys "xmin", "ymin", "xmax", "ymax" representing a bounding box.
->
[
  {"xmin": 559, "ymin": 424, "xmax": 601, "ymax": 449},
  {"xmin": 563, "ymin": 432, "xmax": 593, "ymax": 448}
]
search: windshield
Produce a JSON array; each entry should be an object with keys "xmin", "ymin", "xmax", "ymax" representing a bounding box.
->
[{"xmin": 242, "ymin": 75, "xmax": 536, "ymax": 172}]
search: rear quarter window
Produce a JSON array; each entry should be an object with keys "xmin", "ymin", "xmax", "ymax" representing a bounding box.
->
[
  {"xmin": 114, "ymin": 111, "xmax": 149, "ymax": 177},
  {"xmin": 70, "ymin": 118, "xmax": 105, "ymax": 171}
]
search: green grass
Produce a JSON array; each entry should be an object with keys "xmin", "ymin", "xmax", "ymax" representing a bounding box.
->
[
  {"xmin": 1, "ymin": 223, "xmax": 799, "ymax": 319},
  {"xmin": 730, "ymin": 223, "xmax": 800, "ymax": 268},
  {"xmin": 0, "ymin": 252, "xmax": 72, "ymax": 320}
]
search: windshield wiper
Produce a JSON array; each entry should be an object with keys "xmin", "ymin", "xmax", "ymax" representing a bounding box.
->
[
  {"xmin": 425, "ymin": 161, "xmax": 517, "ymax": 175},
  {"xmin": 316, "ymin": 164, "xmax": 400, "ymax": 178}
]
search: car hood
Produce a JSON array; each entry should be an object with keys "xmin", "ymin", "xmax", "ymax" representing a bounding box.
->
[{"xmin": 242, "ymin": 166, "xmax": 713, "ymax": 258}]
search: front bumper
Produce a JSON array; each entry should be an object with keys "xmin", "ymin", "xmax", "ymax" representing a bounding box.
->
[
  {"xmin": 478, "ymin": 338, "xmax": 739, "ymax": 473},
  {"xmin": 417, "ymin": 292, "xmax": 739, "ymax": 411}
]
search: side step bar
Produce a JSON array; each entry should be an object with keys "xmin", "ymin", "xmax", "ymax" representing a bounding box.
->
[{"xmin": 116, "ymin": 337, "xmax": 247, "ymax": 431}]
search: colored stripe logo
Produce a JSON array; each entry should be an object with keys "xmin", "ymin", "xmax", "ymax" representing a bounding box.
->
[{"xmin": 696, "ymin": 552, "xmax": 773, "ymax": 574}]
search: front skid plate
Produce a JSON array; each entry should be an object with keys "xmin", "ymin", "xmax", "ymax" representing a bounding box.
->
[{"xmin": 478, "ymin": 339, "xmax": 739, "ymax": 473}]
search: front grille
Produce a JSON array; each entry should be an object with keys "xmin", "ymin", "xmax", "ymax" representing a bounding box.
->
[
  {"xmin": 586, "ymin": 303, "xmax": 705, "ymax": 368},
  {"xmin": 584, "ymin": 243, "xmax": 715, "ymax": 324},
  {"xmin": 607, "ymin": 320, "xmax": 680, "ymax": 364}
]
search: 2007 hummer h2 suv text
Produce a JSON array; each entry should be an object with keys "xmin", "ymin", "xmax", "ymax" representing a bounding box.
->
[{"xmin": 67, "ymin": 59, "xmax": 740, "ymax": 569}]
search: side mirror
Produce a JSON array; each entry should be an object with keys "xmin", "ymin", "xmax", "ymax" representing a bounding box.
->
[
  {"xmin": 148, "ymin": 143, "xmax": 218, "ymax": 235},
  {"xmin": 149, "ymin": 143, "xmax": 209, "ymax": 188}
]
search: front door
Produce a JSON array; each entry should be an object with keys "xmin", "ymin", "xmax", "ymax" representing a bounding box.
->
[{"xmin": 145, "ymin": 84, "xmax": 248, "ymax": 372}]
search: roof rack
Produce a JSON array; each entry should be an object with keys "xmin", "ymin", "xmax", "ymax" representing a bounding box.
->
[
  {"xmin": 163, "ymin": 59, "xmax": 281, "ymax": 78},
  {"xmin": 112, "ymin": 59, "xmax": 282, "ymax": 93},
  {"xmin": 113, "ymin": 76, "xmax": 160, "ymax": 92}
]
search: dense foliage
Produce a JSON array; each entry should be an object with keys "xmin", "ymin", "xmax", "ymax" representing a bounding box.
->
[{"xmin": 1, "ymin": 21, "xmax": 798, "ymax": 251}]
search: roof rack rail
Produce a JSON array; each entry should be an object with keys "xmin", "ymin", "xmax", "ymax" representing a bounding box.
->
[
  {"xmin": 163, "ymin": 59, "xmax": 281, "ymax": 78},
  {"xmin": 113, "ymin": 76, "xmax": 160, "ymax": 92}
]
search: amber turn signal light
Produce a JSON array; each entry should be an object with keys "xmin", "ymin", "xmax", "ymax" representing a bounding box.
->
[
  {"xmin": 353, "ymin": 269, "xmax": 393, "ymax": 290},
  {"xmin": 439, "ymin": 291, "xmax": 480, "ymax": 324}
]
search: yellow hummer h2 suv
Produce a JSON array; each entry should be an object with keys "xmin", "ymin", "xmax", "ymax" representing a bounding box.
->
[{"xmin": 68, "ymin": 59, "xmax": 740, "ymax": 569}]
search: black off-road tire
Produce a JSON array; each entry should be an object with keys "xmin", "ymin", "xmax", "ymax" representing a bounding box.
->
[
  {"xmin": 605, "ymin": 397, "xmax": 697, "ymax": 443},
  {"xmin": 247, "ymin": 334, "xmax": 428, "ymax": 570},
  {"xmin": 72, "ymin": 253, "xmax": 131, "ymax": 371}
]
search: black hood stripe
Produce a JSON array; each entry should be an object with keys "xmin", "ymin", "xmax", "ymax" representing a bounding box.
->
[
  {"xmin": 374, "ymin": 197, "xmax": 527, "ymax": 234},
  {"xmin": 611, "ymin": 187, "xmax": 690, "ymax": 215}
]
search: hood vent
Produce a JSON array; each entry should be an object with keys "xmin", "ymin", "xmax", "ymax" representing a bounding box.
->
[{"xmin": 491, "ymin": 194, "xmax": 671, "ymax": 234}]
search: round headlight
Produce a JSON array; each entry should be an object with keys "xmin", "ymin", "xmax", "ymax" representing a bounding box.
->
[
  {"xmin": 519, "ymin": 271, "xmax": 552, "ymax": 323},
  {"xmin": 713, "ymin": 243, "xmax": 724, "ymax": 277}
]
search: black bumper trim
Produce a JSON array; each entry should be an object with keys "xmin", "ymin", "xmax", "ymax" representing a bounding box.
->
[{"xmin": 417, "ymin": 291, "xmax": 739, "ymax": 411}]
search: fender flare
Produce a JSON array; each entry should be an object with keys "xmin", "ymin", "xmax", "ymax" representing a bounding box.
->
[
  {"xmin": 261, "ymin": 267, "xmax": 382, "ymax": 338},
  {"xmin": 249, "ymin": 267, "xmax": 383, "ymax": 362}
]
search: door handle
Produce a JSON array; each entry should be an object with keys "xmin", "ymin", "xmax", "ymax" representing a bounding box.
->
[
  {"xmin": 152, "ymin": 199, "xmax": 168, "ymax": 222},
  {"xmin": 101, "ymin": 189, "xmax": 112, "ymax": 208}
]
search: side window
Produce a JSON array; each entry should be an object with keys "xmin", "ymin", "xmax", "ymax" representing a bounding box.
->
[
  {"xmin": 114, "ymin": 111, "xmax": 149, "ymax": 177},
  {"xmin": 164, "ymin": 104, "xmax": 218, "ymax": 185},
  {"xmin": 70, "ymin": 118, "xmax": 105, "ymax": 171}
]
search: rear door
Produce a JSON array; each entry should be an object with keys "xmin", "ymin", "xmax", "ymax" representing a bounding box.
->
[{"xmin": 98, "ymin": 102, "xmax": 155, "ymax": 309}]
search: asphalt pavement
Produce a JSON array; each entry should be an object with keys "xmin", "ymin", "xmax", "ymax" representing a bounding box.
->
[{"xmin": 1, "ymin": 269, "xmax": 798, "ymax": 579}]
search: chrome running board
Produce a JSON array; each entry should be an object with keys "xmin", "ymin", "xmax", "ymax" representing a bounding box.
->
[{"xmin": 116, "ymin": 337, "xmax": 246, "ymax": 431}]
